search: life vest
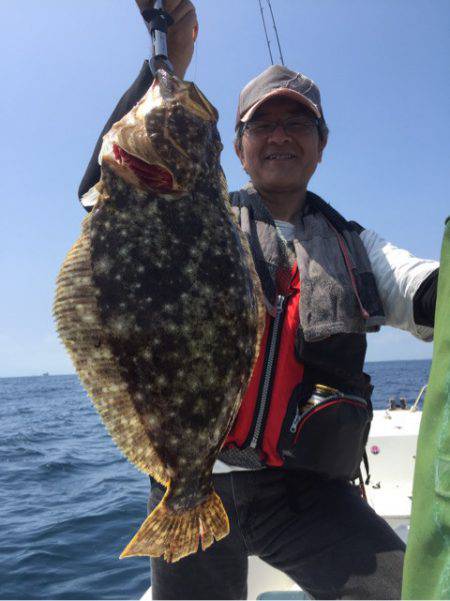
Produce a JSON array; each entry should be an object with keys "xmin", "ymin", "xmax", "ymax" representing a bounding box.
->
[{"xmin": 220, "ymin": 206, "xmax": 374, "ymax": 478}]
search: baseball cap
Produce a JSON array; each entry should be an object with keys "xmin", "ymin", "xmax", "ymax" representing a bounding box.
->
[{"xmin": 236, "ymin": 64, "xmax": 328, "ymax": 140}]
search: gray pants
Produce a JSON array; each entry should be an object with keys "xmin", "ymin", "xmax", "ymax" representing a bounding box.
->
[{"xmin": 148, "ymin": 469, "xmax": 405, "ymax": 600}]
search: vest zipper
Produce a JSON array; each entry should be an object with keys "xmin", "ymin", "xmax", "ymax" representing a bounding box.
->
[
  {"xmin": 290, "ymin": 407, "xmax": 303, "ymax": 434},
  {"xmin": 249, "ymin": 294, "xmax": 287, "ymax": 449}
]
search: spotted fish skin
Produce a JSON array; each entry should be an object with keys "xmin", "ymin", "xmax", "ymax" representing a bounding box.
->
[
  {"xmin": 91, "ymin": 163, "xmax": 259, "ymax": 509},
  {"xmin": 54, "ymin": 69, "xmax": 264, "ymax": 561}
]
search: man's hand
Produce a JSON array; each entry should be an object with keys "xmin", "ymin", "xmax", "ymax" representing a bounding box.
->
[{"xmin": 135, "ymin": 0, "xmax": 198, "ymax": 79}]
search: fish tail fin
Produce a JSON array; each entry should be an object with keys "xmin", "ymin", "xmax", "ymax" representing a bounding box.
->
[
  {"xmin": 120, "ymin": 490, "xmax": 229, "ymax": 562},
  {"xmin": 196, "ymin": 491, "xmax": 229, "ymax": 551}
]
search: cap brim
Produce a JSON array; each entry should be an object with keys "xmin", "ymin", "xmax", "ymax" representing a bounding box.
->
[{"xmin": 240, "ymin": 88, "xmax": 321, "ymax": 123}]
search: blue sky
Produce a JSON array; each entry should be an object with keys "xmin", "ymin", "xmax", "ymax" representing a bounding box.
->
[{"xmin": 1, "ymin": 0, "xmax": 449, "ymax": 377}]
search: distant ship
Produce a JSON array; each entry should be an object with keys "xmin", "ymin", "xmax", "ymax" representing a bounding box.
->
[{"xmin": 42, "ymin": 372, "xmax": 50, "ymax": 377}]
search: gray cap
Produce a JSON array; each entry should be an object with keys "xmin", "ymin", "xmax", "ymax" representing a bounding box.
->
[{"xmin": 236, "ymin": 65, "xmax": 328, "ymax": 140}]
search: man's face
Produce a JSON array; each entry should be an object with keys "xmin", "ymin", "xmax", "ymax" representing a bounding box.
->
[{"xmin": 235, "ymin": 97, "xmax": 325, "ymax": 196}]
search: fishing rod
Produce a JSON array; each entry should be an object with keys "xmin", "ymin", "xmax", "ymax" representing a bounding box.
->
[
  {"xmin": 141, "ymin": 0, "xmax": 174, "ymax": 75},
  {"xmin": 266, "ymin": 0, "xmax": 285, "ymax": 66},
  {"xmin": 258, "ymin": 0, "xmax": 285, "ymax": 66},
  {"xmin": 258, "ymin": 0, "xmax": 274, "ymax": 65}
]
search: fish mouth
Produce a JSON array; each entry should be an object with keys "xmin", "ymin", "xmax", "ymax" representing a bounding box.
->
[{"xmin": 113, "ymin": 144, "xmax": 174, "ymax": 193}]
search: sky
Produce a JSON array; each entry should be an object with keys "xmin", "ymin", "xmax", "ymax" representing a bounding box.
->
[{"xmin": 0, "ymin": 0, "xmax": 449, "ymax": 377}]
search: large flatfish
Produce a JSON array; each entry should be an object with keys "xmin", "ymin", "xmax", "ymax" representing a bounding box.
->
[{"xmin": 54, "ymin": 68, "xmax": 264, "ymax": 562}]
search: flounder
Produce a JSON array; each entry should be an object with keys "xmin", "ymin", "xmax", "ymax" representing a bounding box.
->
[{"xmin": 54, "ymin": 68, "xmax": 264, "ymax": 562}]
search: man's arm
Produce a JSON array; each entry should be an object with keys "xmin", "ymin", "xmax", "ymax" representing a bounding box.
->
[
  {"xmin": 78, "ymin": 0, "xmax": 198, "ymax": 211},
  {"xmin": 360, "ymin": 229, "xmax": 439, "ymax": 339}
]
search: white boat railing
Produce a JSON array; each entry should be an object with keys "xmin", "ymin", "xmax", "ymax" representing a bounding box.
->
[{"xmin": 410, "ymin": 384, "xmax": 427, "ymax": 412}]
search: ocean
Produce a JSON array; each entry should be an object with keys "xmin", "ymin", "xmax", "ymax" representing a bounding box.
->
[{"xmin": 0, "ymin": 360, "xmax": 431, "ymax": 600}]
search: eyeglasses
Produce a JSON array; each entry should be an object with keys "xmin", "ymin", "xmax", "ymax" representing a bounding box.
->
[{"xmin": 243, "ymin": 116, "xmax": 319, "ymax": 138}]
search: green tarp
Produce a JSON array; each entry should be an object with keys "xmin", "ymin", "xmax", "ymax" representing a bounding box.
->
[{"xmin": 403, "ymin": 217, "xmax": 450, "ymax": 599}]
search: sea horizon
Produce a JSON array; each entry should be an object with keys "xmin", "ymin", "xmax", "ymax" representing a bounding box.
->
[{"xmin": 0, "ymin": 357, "xmax": 433, "ymax": 380}]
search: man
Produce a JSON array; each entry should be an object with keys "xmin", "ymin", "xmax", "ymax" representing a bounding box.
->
[{"xmin": 79, "ymin": 2, "xmax": 439, "ymax": 598}]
